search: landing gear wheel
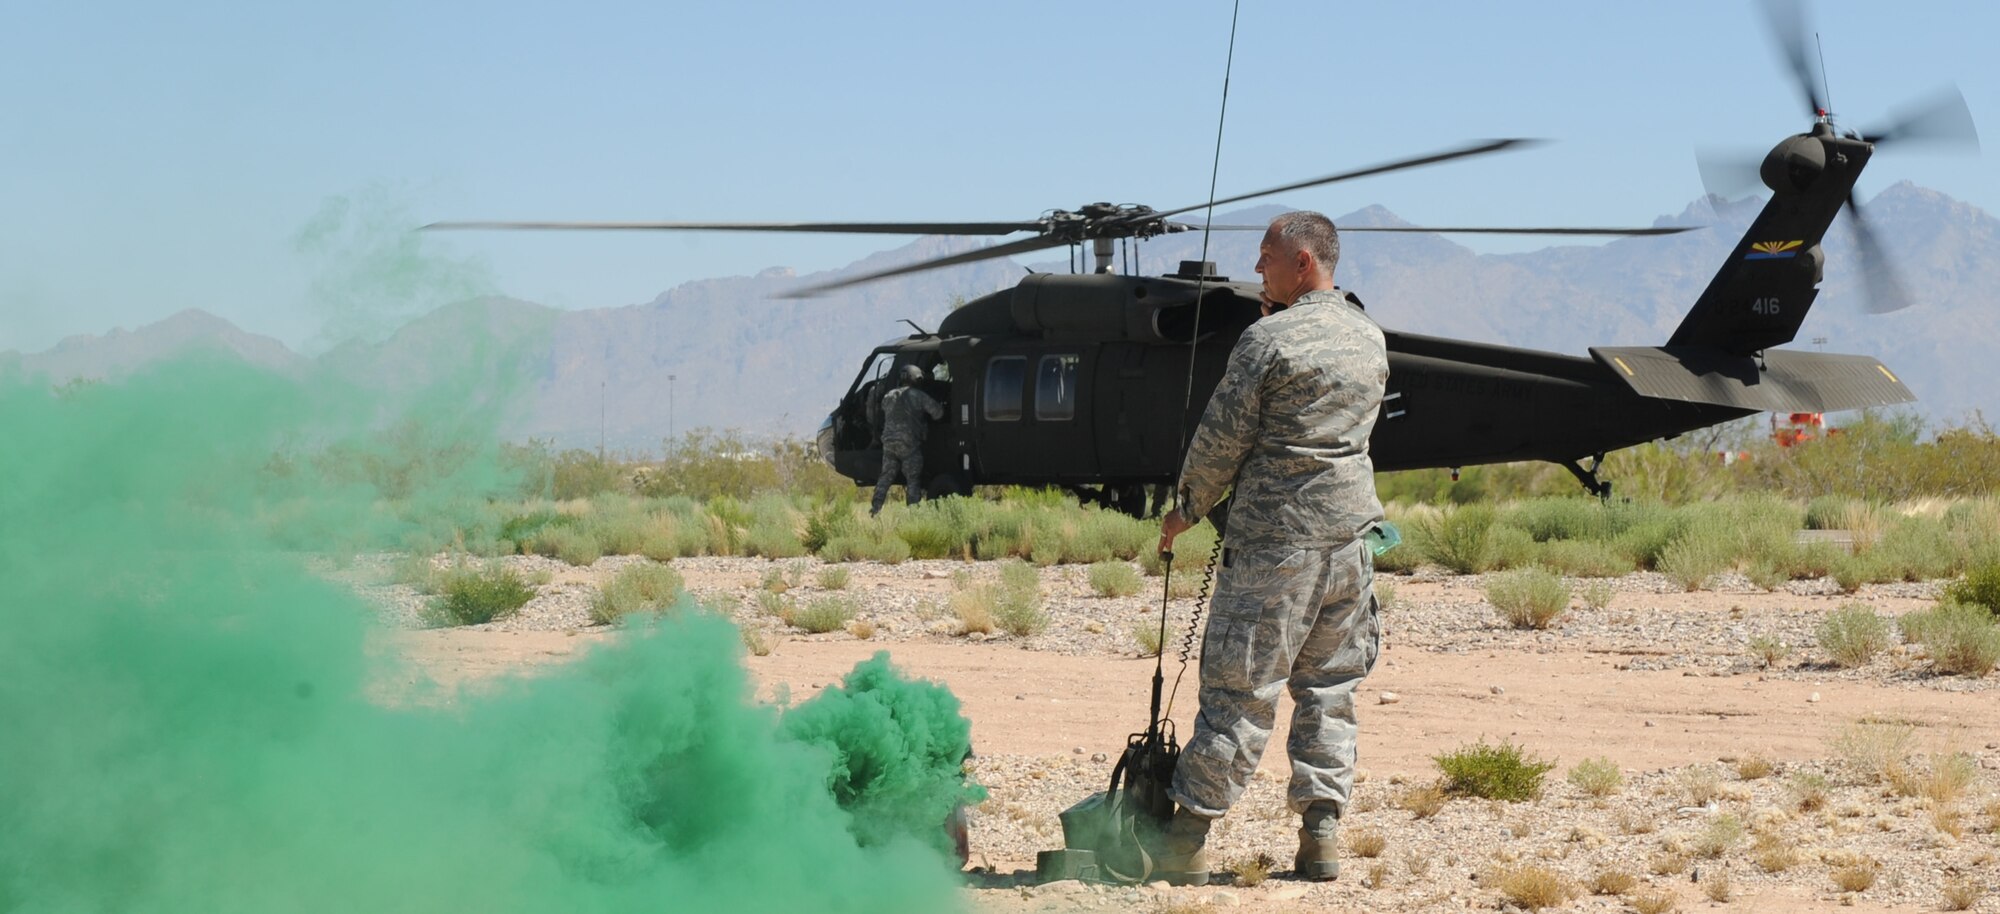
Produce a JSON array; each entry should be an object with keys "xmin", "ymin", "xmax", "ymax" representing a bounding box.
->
[{"xmin": 925, "ymin": 472, "xmax": 969, "ymax": 501}]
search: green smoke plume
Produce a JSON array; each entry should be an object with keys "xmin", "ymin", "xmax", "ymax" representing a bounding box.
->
[{"xmin": 0, "ymin": 352, "xmax": 976, "ymax": 911}]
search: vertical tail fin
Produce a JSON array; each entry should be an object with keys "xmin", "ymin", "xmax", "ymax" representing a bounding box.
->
[{"xmin": 1668, "ymin": 124, "xmax": 1872, "ymax": 354}]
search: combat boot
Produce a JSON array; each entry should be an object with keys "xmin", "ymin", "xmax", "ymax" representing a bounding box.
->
[
  {"xmin": 1295, "ymin": 801, "xmax": 1341, "ymax": 881},
  {"xmin": 1151, "ymin": 808, "xmax": 1212, "ymax": 886}
]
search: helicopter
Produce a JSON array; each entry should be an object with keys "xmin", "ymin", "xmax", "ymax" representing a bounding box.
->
[{"xmin": 428, "ymin": 10, "xmax": 1974, "ymax": 518}]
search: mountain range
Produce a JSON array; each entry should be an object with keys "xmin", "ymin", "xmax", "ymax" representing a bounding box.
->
[{"xmin": 7, "ymin": 182, "xmax": 1994, "ymax": 449}]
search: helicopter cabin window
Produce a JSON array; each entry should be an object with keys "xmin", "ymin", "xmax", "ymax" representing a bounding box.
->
[
  {"xmin": 984, "ymin": 357, "xmax": 1026, "ymax": 421},
  {"xmin": 1035, "ymin": 354, "xmax": 1080, "ymax": 421}
]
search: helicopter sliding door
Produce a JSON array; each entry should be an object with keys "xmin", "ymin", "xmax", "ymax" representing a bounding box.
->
[
  {"xmin": 972, "ymin": 346, "xmax": 1099, "ymax": 484},
  {"xmin": 1093, "ymin": 341, "xmax": 1193, "ymax": 483}
]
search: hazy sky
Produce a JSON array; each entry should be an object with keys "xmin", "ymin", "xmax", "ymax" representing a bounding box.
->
[{"xmin": 4, "ymin": 1, "xmax": 1995, "ymax": 353}]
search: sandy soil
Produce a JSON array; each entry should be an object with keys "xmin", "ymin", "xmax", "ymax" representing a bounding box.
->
[{"xmin": 380, "ymin": 563, "xmax": 2000, "ymax": 914}]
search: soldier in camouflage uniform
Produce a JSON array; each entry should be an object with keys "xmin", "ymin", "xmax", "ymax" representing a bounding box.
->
[
  {"xmin": 871, "ymin": 365, "xmax": 945, "ymax": 516},
  {"xmin": 1156, "ymin": 211, "xmax": 1387, "ymax": 884}
]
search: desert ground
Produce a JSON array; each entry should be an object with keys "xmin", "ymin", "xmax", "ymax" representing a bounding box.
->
[{"xmin": 366, "ymin": 555, "xmax": 2000, "ymax": 913}]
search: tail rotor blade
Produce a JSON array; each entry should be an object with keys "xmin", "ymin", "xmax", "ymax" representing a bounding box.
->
[
  {"xmin": 1846, "ymin": 190, "xmax": 1914, "ymax": 314},
  {"xmin": 1696, "ymin": 148, "xmax": 1770, "ymax": 201},
  {"xmin": 1860, "ymin": 85, "xmax": 1981, "ymax": 150}
]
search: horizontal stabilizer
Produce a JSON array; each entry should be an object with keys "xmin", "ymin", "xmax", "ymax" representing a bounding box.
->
[{"xmin": 1591, "ymin": 346, "xmax": 1915, "ymax": 413}]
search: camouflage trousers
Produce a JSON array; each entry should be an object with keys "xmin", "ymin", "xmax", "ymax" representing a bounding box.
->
[
  {"xmin": 871, "ymin": 447, "xmax": 924, "ymax": 514},
  {"xmin": 1168, "ymin": 537, "xmax": 1381, "ymax": 818}
]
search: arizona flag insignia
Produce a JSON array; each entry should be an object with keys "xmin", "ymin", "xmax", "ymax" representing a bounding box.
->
[{"xmin": 1745, "ymin": 240, "xmax": 1804, "ymax": 260}]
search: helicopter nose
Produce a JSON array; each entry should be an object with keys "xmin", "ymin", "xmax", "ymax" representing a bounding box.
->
[{"xmin": 815, "ymin": 413, "xmax": 838, "ymax": 470}]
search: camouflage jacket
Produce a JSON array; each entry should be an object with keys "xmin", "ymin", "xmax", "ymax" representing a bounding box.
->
[
  {"xmin": 1178, "ymin": 288, "xmax": 1387, "ymax": 548},
  {"xmin": 879, "ymin": 385, "xmax": 944, "ymax": 454}
]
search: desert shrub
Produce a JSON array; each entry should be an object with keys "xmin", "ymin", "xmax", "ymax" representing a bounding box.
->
[
  {"xmin": 1088, "ymin": 561, "xmax": 1142, "ymax": 597},
  {"xmin": 1130, "ymin": 619, "xmax": 1164, "ymax": 657},
  {"xmin": 425, "ymin": 562, "xmax": 536, "ymax": 626},
  {"xmin": 1588, "ymin": 869, "xmax": 1636, "ymax": 896},
  {"xmin": 1484, "ymin": 526, "xmax": 1538, "ymax": 571},
  {"xmin": 1788, "ymin": 772, "xmax": 1830, "ymax": 811},
  {"xmin": 816, "ymin": 564, "xmax": 851, "ymax": 591},
  {"xmin": 1734, "ymin": 755, "xmax": 1774, "ymax": 779},
  {"xmin": 1831, "ymin": 861, "xmax": 1878, "ymax": 893},
  {"xmin": 1536, "ymin": 539, "xmax": 1634, "ymax": 577},
  {"xmin": 1485, "ymin": 566, "xmax": 1570, "ymax": 629},
  {"xmin": 1944, "ymin": 877, "xmax": 1985, "ymax": 911},
  {"xmin": 1567, "ymin": 757, "xmax": 1622, "ymax": 797},
  {"xmin": 789, "ymin": 595, "xmax": 857, "ymax": 634},
  {"xmin": 392, "ymin": 552, "xmax": 445, "ymax": 593},
  {"xmin": 739, "ymin": 625, "xmax": 773, "ymax": 657},
  {"xmin": 1692, "ymin": 814, "xmax": 1744, "ymax": 858},
  {"xmin": 1374, "ymin": 578, "xmax": 1397, "ymax": 612},
  {"xmin": 1702, "ymin": 868, "xmax": 1733, "ymax": 903},
  {"xmin": 1901, "ymin": 601, "xmax": 2000, "ymax": 675},
  {"xmin": 1398, "ymin": 784, "xmax": 1447, "ymax": 818},
  {"xmin": 525, "ymin": 524, "xmax": 601, "ymax": 566},
  {"xmin": 1943, "ymin": 562, "xmax": 2000, "ymax": 617},
  {"xmin": 1493, "ymin": 864, "xmax": 1574, "ymax": 911},
  {"xmin": 950, "ymin": 585, "xmax": 996, "ymax": 636},
  {"xmin": 1505, "ymin": 497, "xmax": 1604, "ymax": 542},
  {"xmin": 1747, "ymin": 634, "xmax": 1792, "ymax": 668},
  {"xmin": 1434, "ymin": 739, "xmax": 1554, "ymax": 801},
  {"xmin": 1818, "ymin": 603, "xmax": 1891, "ymax": 667},
  {"xmin": 846, "ymin": 619, "xmax": 876, "ymax": 640},
  {"xmin": 1579, "ymin": 579, "xmax": 1614, "ymax": 611},
  {"xmin": 1413, "ymin": 504, "xmax": 1494, "ymax": 574},
  {"xmin": 742, "ymin": 519, "xmax": 806, "ymax": 558},
  {"xmin": 1831, "ymin": 718, "xmax": 1915, "ymax": 783},
  {"xmin": 1805, "ymin": 495, "xmax": 1860, "ymax": 531},
  {"xmin": 755, "ymin": 590, "xmax": 791, "ymax": 619},
  {"xmin": 1630, "ymin": 890, "xmax": 1678, "ymax": 914},
  {"xmin": 994, "ymin": 560, "xmax": 1047, "ymax": 636},
  {"xmin": 803, "ymin": 500, "xmax": 859, "ymax": 554},
  {"xmin": 1658, "ymin": 535, "xmax": 1729, "ymax": 591},
  {"xmin": 591, "ymin": 561, "xmax": 684, "ymax": 625}
]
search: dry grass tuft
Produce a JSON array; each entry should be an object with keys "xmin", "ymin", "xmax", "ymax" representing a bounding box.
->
[
  {"xmin": 1649, "ymin": 851, "xmax": 1690, "ymax": 876},
  {"xmin": 1830, "ymin": 719, "xmax": 1916, "ymax": 784},
  {"xmin": 1363, "ymin": 863, "xmax": 1389, "ymax": 889},
  {"xmin": 1493, "ymin": 864, "xmax": 1574, "ymax": 911},
  {"xmin": 1346, "ymin": 828, "xmax": 1387, "ymax": 858},
  {"xmin": 1403, "ymin": 850, "xmax": 1431, "ymax": 878},
  {"xmin": 740, "ymin": 625, "xmax": 773, "ymax": 657},
  {"xmin": 1588, "ymin": 869, "xmax": 1637, "ymax": 895},
  {"xmin": 1702, "ymin": 868, "xmax": 1733, "ymax": 903},
  {"xmin": 1943, "ymin": 877, "xmax": 1985, "ymax": 911},
  {"xmin": 1831, "ymin": 861, "xmax": 1879, "ymax": 893},
  {"xmin": 1755, "ymin": 842, "xmax": 1798, "ymax": 873},
  {"xmin": 1630, "ymin": 890, "xmax": 1679, "ymax": 914},
  {"xmin": 950, "ymin": 585, "xmax": 996, "ymax": 635},
  {"xmin": 845, "ymin": 618, "xmax": 876, "ymax": 640},
  {"xmin": 1678, "ymin": 767, "xmax": 1724, "ymax": 805},
  {"xmin": 1225, "ymin": 852, "xmax": 1274, "ymax": 888},
  {"xmin": 1399, "ymin": 784, "xmax": 1449, "ymax": 819},
  {"xmin": 1734, "ymin": 755, "xmax": 1775, "ymax": 780}
]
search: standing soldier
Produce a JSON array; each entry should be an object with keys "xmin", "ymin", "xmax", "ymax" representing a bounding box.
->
[
  {"xmin": 872, "ymin": 365, "xmax": 944, "ymax": 516},
  {"xmin": 1155, "ymin": 211, "xmax": 1388, "ymax": 883}
]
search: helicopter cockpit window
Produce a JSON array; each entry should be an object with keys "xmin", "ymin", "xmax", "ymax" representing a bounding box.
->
[
  {"xmin": 1035, "ymin": 354, "xmax": 1080, "ymax": 421},
  {"xmin": 984, "ymin": 356, "xmax": 1025, "ymax": 422},
  {"xmin": 931, "ymin": 362, "xmax": 951, "ymax": 383}
]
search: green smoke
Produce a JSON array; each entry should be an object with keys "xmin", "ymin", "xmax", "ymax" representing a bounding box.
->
[{"xmin": 0, "ymin": 352, "xmax": 976, "ymax": 911}]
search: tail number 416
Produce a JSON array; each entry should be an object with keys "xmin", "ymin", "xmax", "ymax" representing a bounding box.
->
[{"xmin": 1751, "ymin": 297, "xmax": 1781, "ymax": 315}]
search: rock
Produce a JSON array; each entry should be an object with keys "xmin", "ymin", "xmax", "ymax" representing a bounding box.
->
[
  {"xmin": 967, "ymin": 631, "xmax": 989, "ymax": 643},
  {"xmin": 1490, "ymin": 685, "xmax": 1505, "ymax": 695},
  {"xmin": 922, "ymin": 570, "xmax": 951, "ymax": 579},
  {"xmin": 1072, "ymin": 746, "xmax": 1086, "ymax": 755},
  {"xmin": 1091, "ymin": 752, "xmax": 1108, "ymax": 763},
  {"xmin": 1378, "ymin": 691, "xmax": 1401, "ymax": 705},
  {"xmin": 1085, "ymin": 622, "xmax": 1105, "ymax": 634},
  {"xmin": 1015, "ymin": 693, "xmax": 1027, "ymax": 701},
  {"xmin": 1809, "ymin": 692, "xmax": 1821, "ymax": 703},
  {"xmin": 1987, "ymin": 742, "xmax": 1999, "ymax": 750},
  {"xmin": 1644, "ymin": 720, "xmax": 1656, "ymax": 728}
]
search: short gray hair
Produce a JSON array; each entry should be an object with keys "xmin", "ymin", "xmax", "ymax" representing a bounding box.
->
[{"xmin": 1270, "ymin": 210, "xmax": 1339, "ymax": 275}]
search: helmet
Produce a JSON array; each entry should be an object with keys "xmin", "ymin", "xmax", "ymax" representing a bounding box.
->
[{"xmin": 901, "ymin": 365, "xmax": 925, "ymax": 384}]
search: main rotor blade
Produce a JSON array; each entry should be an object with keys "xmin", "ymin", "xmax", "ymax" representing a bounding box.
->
[
  {"xmin": 1860, "ymin": 85, "xmax": 1981, "ymax": 150},
  {"xmin": 1846, "ymin": 190, "xmax": 1914, "ymax": 314},
  {"xmin": 1142, "ymin": 138, "xmax": 1540, "ymax": 223},
  {"xmin": 1190, "ymin": 223, "xmax": 1696, "ymax": 236},
  {"xmin": 421, "ymin": 219, "xmax": 1047, "ymax": 236},
  {"xmin": 1758, "ymin": 0, "xmax": 1828, "ymax": 118},
  {"xmin": 776, "ymin": 233, "xmax": 1073, "ymax": 298}
]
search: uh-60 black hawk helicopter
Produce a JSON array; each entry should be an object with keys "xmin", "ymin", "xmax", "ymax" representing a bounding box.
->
[{"xmin": 430, "ymin": 34, "xmax": 1973, "ymax": 518}]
